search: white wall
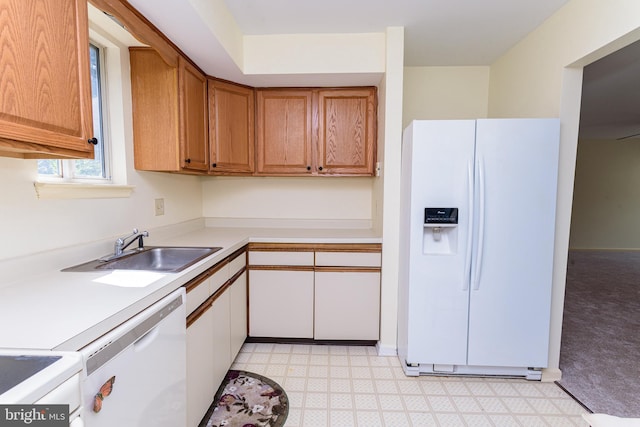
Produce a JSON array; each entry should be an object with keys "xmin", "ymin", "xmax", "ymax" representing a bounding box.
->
[
  {"xmin": 403, "ymin": 66, "xmax": 490, "ymax": 127},
  {"xmin": 488, "ymin": 0, "xmax": 640, "ymax": 377},
  {"xmin": 570, "ymin": 138, "xmax": 640, "ymax": 250},
  {"xmin": 0, "ymin": 12, "xmax": 203, "ymax": 262},
  {"xmin": 243, "ymin": 33, "xmax": 386, "ymax": 77},
  {"xmin": 201, "ymin": 176, "xmax": 373, "ymax": 225},
  {"xmin": 373, "ymin": 27, "xmax": 405, "ymax": 355}
]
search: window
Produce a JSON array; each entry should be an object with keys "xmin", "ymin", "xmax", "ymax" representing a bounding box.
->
[{"xmin": 38, "ymin": 43, "xmax": 110, "ymax": 181}]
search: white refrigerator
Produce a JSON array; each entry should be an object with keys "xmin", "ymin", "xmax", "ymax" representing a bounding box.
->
[{"xmin": 398, "ymin": 119, "xmax": 560, "ymax": 379}]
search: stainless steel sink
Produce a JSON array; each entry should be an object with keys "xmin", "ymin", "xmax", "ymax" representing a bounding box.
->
[{"xmin": 63, "ymin": 246, "xmax": 222, "ymax": 273}]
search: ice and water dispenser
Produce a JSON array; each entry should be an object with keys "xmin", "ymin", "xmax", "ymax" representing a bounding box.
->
[{"xmin": 423, "ymin": 208, "xmax": 458, "ymax": 254}]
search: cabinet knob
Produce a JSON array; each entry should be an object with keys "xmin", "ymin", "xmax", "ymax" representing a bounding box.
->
[
  {"xmin": 318, "ymin": 166, "xmax": 324, "ymax": 171},
  {"xmin": 212, "ymin": 163, "xmax": 217, "ymax": 168},
  {"xmin": 306, "ymin": 166, "xmax": 311, "ymax": 171},
  {"xmin": 185, "ymin": 158, "xmax": 191, "ymax": 164},
  {"xmin": 87, "ymin": 137, "xmax": 98, "ymax": 145}
]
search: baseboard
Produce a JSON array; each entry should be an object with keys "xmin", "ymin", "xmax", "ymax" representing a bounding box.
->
[
  {"xmin": 245, "ymin": 337, "xmax": 377, "ymax": 346},
  {"xmin": 569, "ymin": 247, "xmax": 640, "ymax": 252},
  {"xmin": 375, "ymin": 342, "xmax": 398, "ymax": 357},
  {"xmin": 542, "ymin": 367, "xmax": 562, "ymax": 382}
]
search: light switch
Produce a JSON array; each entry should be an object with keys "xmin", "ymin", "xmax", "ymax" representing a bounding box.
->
[{"xmin": 155, "ymin": 198, "xmax": 165, "ymax": 216}]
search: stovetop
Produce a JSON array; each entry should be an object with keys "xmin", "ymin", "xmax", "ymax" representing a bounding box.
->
[{"xmin": 0, "ymin": 355, "xmax": 62, "ymax": 395}]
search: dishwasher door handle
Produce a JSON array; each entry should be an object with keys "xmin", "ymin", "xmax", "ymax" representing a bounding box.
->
[{"xmin": 134, "ymin": 326, "xmax": 160, "ymax": 352}]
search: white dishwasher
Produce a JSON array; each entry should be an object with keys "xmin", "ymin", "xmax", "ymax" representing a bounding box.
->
[{"xmin": 80, "ymin": 288, "xmax": 186, "ymax": 427}]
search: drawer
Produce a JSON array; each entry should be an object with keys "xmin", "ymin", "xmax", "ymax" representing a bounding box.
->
[
  {"xmin": 185, "ymin": 275, "xmax": 211, "ymax": 314},
  {"xmin": 210, "ymin": 262, "xmax": 231, "ymax": 294},
  {"xmin": 249, "ymin": 251, "xmax": 314, "ymax": 266},
  {"xmin": 229, "ymin": 252, "xmax": 246, "ymax": 275},
  {"xmin": 315, "ymin": 251, "xmax": 381, "ymax": 267}
]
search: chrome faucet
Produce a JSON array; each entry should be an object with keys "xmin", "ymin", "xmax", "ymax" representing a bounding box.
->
[
  {"xmin": 114, "ymin": 228, "xmax": 149, "ymax": 256},
  {"xmin": 98, "ymin": 228, "xmax": 149, "ymax": 262}
]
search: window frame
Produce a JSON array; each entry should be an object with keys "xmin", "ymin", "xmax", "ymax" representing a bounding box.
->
[{"xmin": 38, "ymin": 41, "xmax": 112, "ymax": 183}]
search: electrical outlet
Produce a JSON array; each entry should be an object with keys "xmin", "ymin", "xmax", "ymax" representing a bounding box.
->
[{"xmin": 154, "ymin": 198, "xmax": 165, "ymax": 216}]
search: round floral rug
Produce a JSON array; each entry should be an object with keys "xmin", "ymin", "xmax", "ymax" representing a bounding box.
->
[{"xmin": 203, "ymin": 370, "xmax": 289, "ymax": 427}]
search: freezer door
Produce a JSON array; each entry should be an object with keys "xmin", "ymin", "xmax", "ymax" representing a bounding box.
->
[
  {"xmin": 399, "ymin": 120, "xmax": 476, "ymax": 366},
  {"xmin": 467, "ymin": 118, "xmax": 559, "ymax": 368}
]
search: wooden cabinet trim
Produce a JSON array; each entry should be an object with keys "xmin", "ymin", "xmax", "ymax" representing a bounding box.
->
[
  {"xmin": 184, "ymin": 247, "xmax": 247, "ymax": 294},
  {"xmin": 248, "ymin": 243, "xmax": 316, "ymax": 252},
  {"xmin": 312, "ymin": 243, "xmax": 382, "ymax": 253},
  {"xmin": 186, "ymin": 298, "xmax": 213, "ymax": 327},
  {"xmin": 248, "ymin": 242, "xmax": 381, "ymax": 253},
  {"xmin": 228, "ymin": 266, "xmax": 247, "ymax": 287},
  {"xmin": 249, "ymin": 265, "xmax": 315, "ymax": 272},
  {"xmin": 210, "ymin": 266, "xmax": 246, "ymax": 303},
  {"xmin": 89, "ymin": 0, "xmax": 179, "ymax": 68},
  {"xmin": 183, "ymin": 269, "xmax": 212, "ymax": 294},
  {"xmin": 314, "ymin": 266, "xmax": 381, "ymax": 273},
  {"xmin": 187, "ymin": 267, "xmax": 244, "ymax": 327},
  {"xmin": 228, "ymin": 247, "xmax": 248, "ymax": 263}
]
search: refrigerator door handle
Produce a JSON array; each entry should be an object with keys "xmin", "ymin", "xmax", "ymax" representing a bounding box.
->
[
  {"xmin": 463, "ymin": 161, "xmax": 474, "ymax": 291},
  {"xmin": 472, "ymin": 157, "xmax": 486, "ymax": 290}
]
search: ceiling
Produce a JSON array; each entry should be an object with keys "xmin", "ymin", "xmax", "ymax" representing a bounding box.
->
[
  {"xmin": 223, "ymin": 0, "xmax": 570, "ymax": 67},
  {"xmin": 579, "ymin": 39, "xmax": 640, "ymax": 140},
  {"xmin": 127, "ymin": 0, "xmax": 570, "ymax": 83},
  {"xmin": 124, "ymin": 0, "xmax": 640, "ymax": 140}
]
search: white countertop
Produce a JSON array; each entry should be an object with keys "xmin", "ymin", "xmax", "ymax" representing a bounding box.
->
[{"xmin": 0, "ymin": 227, "xmax": 380, "ymax": 352}]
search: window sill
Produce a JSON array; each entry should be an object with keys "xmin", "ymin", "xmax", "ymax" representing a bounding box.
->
[{"xmin": 34, "ymin": 182, "xmax": 135, "ymax": 199}]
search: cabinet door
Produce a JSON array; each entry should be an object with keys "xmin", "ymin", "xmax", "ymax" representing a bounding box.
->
[
  {"xmin": 317, "ymin": 88, "xmax": 376, "ymax": 175},
  {"xmin": 0, "ymin": 0, "xmax": 94, "ymax": 158},
  {"xmin": 229, "ymin": 271, "xmax": 247, "ymax": 361},
  {"xmin": 208, "ymin": 79, "xmax": 255, "ymax": 174},
  {"xmin": 249, "ymin": 269, "xmax": 314, "ymax": 338},
  {"xmin": 256, "ymin": 89, "xmax": 313, "ymax": 175},
  {"xmin": 130, "ymin": 48, "xmax": 180, "ymax": 171},
  {"xmin": 211, "ymin": 290, "xmax": 231, "ymax": 391},
  {"xmin": 314, "ymin": 270, "xmax": 381, "ymax": 340},
  {"xmin": 179, "ymin": 57, "xmax": 209, "ymax": 172},
  {"xmin": 187, "ymin": 306, "xmax": 215, "ymax": 427}
]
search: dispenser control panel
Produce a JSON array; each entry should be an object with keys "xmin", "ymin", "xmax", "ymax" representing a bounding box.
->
[{"xmin": 424, "ymin": 208, "xmax": 458, "ymax": 225}]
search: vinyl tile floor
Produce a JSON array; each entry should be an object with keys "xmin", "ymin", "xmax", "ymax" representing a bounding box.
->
[{"xmin": 230, "ymin": 343, "xmax": 590, "ymax": 427}]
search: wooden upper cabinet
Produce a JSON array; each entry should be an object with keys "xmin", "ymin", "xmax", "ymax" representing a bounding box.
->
[
  {"xmin": 317, "ymin": 88, "xmax": 377, "ymax": 176},
  {"xmin": 0, "ymin": 0, "xmax": 95, "ymax": 159},
  {"xmin": 129, "ymin": 48, "xmax": 208, "ymax": 173},
  {"xmin": 179, "ymin": 57, "xmax": 209, "ymax": 172},
  {"xmin": 256, "ymin": 87, "xmax": 377, "ymax": 177},
  {"xmin": 256, "ymin": 89, "xmax": 313, "ymax": 175},
  {"xmin": 208, "ymin": 79, "xmax": 255, "ymax": 175}
]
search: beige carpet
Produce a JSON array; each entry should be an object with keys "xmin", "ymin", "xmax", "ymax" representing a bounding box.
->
[{"xmin": 559, "ymin": 250, "xmax": 640, "ymax": 417}]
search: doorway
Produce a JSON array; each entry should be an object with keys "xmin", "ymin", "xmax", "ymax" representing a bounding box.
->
[{"xmin": 559, "ymin": 39, "xmax": 640, "ymax": 417}]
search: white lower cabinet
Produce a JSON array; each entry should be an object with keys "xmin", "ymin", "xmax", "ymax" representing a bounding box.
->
[
  {"xmin": 249, "ymin": 269, "xmax": 314, "ymax": 338},
  {"xmin": 230, "ymin": 271, "xmax": 248, "ymax": 359},
  {"xmin": 248, "ymin": 244, "xmax": 381, "ymax": 341},
  {"xmin": 186, "ymin": 304, "xmax": 215, "ymax": 427},
  {"xmin": 210, "ymin": 290, "xmax": 231, "ymax": 389},
  {"xmin": 185, "ymin": 249, "xmax": 247, "ymax": 427},
  {"xmin": 314, "ymin": 270, "xmax": 381, "ymax": 340}
]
